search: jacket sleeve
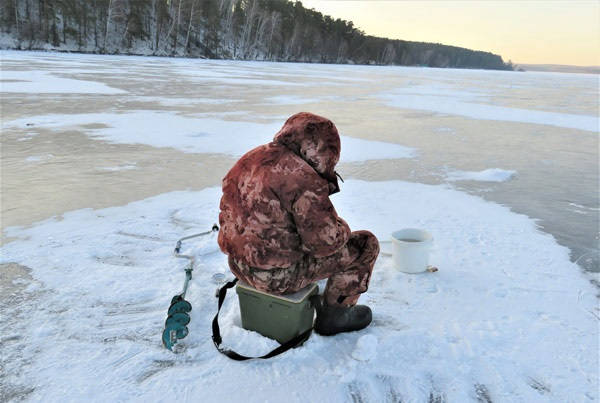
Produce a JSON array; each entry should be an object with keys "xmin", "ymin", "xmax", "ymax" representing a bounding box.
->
[{"xmin": 287, "ymin": 169, "xmax": 351, "ymax": 258}]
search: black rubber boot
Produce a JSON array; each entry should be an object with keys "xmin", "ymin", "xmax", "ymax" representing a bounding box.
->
[{"xmin": 312, "ymin": 296, "xmax": 372, "ymax": 336}]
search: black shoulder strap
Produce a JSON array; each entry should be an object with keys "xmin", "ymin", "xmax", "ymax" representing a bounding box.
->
[{"xmin": 211, "ymin": 278, "xmax": 313, "ymax": 360}]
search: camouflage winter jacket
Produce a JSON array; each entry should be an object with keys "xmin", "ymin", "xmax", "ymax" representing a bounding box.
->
[{"xmin": 217, "ymin": 112, "xmax": 351, "ymax": 270}]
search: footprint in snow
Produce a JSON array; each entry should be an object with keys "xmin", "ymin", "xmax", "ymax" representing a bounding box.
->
[
  {"xmin": 474, "ymin": 383, "xmax": 492, "ymax": 403},
  {"xmin": 426, "ymin": 283, "xmax": 439, "ymax": 293},
  {"xmin": 351, "ymin": 334, "xmax": 378, "ymax": 361},
  {"xmin": 428, "ymin": 390, "xmax": 446, "ymax": 403},
  {"xmin": 346, "ymin": 380, "xmax": 370, "ymax": 403},
  {"xmin": 527, "ymin": 377, "xmax": 551, "ymax": 395},
  {"xmin": 372, "ymin": 314, "xmax": 409, "ymax": 331},
  {"xmin": 375, "ymin": 374, "xmax": 403, "ymax": 403}
]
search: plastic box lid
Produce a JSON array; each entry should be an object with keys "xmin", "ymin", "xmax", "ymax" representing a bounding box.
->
[{"xmin": 236, "ymin": 281, "xmax": 318, "ymax": 304}]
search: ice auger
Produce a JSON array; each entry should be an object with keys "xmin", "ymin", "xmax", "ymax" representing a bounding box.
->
[{"xmin": 162, "ymin": 224, "xmax": 219, "ymax": 350}]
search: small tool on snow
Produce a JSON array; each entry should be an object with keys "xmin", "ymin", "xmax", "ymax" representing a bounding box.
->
[{"xmin": 162, "ymin": 224, "xmax": 219, "ymax": 350}]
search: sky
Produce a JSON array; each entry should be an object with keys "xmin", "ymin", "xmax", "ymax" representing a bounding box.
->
[{"xmin": 301, "ymin": 0, "xmax": 600, "ymax": 66}]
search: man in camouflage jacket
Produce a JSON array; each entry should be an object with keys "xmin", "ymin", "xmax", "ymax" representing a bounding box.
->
[{"xmin": 218, "ymin": 112, "xmax": 379, "ymax": 334}]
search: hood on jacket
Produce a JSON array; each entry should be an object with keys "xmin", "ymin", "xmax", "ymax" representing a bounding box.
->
[{"xmin": 273, "ymin": 112, "xmax": 341, "ymax": 190}]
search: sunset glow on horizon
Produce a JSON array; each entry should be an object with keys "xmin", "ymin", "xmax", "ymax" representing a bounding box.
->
[{"xmin": 301, "ymin": 0, "xmax": 600, "ymax": 66}]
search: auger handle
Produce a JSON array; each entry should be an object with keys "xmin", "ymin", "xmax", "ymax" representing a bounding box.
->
[
  {"xmin": 173, "ymin": 224, "xmax": 219, "ymax": 298},
  {"xmin": 174, "ymin": 224, "xmax": 219, "ymax": 254}
]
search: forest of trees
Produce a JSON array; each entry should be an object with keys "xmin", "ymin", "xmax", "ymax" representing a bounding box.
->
[{"xmin": 0, "ymin": 0, "xmax": 513, "ymax": 70}]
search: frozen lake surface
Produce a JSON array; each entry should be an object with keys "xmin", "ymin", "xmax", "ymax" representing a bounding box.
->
[
  {"xmin": 1, "ymin": 51, "xmax": 597, "ymax": 271},
  {"xmin": 1, "ymin": 51, "xmax": 598, "ymax": 402}
]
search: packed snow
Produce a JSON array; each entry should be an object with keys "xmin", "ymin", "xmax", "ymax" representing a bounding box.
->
[
  {"xmin": 3, "ymin": 111, "xmax": 416, "ymax": 162},
  {"xmin": 351, "ymin": 334, "xmax": 379, "ymax": 362},
  {"xmin": 446, "ymin": 168, "xmax": 517, "ymax": 182},
  {"xmin": 2, "ymin": 180, "xmax": 597, "ymax": 402}
]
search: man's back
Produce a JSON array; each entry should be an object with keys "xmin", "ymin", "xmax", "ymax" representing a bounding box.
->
[
  {"xmin": 217, "ymin": 112, "xmax": 378, "ymax": 335},
  {"xmin": 218, "ymin": 142, "xmax": 307, "ymax": 269},
  {"xmin": 218, "ymin": 112, "xmax": 351, "ymax": 270}
]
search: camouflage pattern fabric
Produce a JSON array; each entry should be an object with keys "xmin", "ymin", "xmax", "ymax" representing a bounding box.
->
[
  {"xmin": 229, "ymin": 231, "xmax": 379, "ymax": 306},
  {"xmin": 218, "ymin": 112, "xmax": 380, "ymax": 306}
]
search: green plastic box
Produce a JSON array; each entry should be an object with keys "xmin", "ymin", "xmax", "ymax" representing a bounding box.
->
[{"xmin": 236, "ymin": 281, "xmax": 319, "ymax": 344}]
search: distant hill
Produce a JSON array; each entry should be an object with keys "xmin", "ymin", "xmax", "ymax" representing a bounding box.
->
[
  {"xmin": 0, "ymin": 0, "xmax": 513, "ymax": 70},
  {"xmin": 516, "ymin": 64, "xmax": 599, "ymax": 74}
]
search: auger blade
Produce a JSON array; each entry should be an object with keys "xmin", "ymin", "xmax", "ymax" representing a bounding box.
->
[
  {"xmin": 162, "ymin": 322, "xmax": 190, "ymax": 350},
  {"xmin": 168, "ymin": 299, "xmax": 192, "ymax": 316},
  {"xmin": 165, "ymin": 312, "xmax": 191, "ymax": 327}
]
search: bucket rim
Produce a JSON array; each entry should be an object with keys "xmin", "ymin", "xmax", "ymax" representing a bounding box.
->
[{"xmin": 391, "ymin": 228, "xmax": 433, "ymax": 243}]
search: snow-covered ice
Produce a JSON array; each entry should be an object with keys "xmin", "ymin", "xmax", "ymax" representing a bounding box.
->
[
  {"xmin": 2, "ymin": 180, "xmax": 597, "ymax": 402},
  {"xmin": 24, "ymin": 154, "xmax": 54, "ymax": 163},
  {"xmin": 263, "ymin": 95, "xmax": 322, "ymax": 104},
  {"xmin": 379, "ymin": 83, "xmax": 599, "ymax": 132},
  {"xmin": 2, "ymin": 50, "xmax": 598, "ymax": 401},
  {"xmin": 98, "ymin": 165, "xmax": 138, "ymax": 172},
  {"xmin": 446, "ymin": 168, "xmax": 517, "ymax": 182},
  {"xmin": 3, "ymin": 111, "xmax": 416, "ymax": 162},
  {"xmin": 1, "ymin": 70, "xmax": 127, "ymax": 94},
  {"xmin": 127, "ymin": 96, "xmax": 239, "ymax": 106}
]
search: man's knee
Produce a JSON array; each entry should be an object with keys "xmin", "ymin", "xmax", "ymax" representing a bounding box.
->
[{"xmin": 349, "ymin": 230, "xmax": 380, "ymax": 265}]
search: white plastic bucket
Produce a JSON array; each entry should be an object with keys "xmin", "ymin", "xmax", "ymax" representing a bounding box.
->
[{"xmin": 391, "ymin": 228, "xmax": 433, "ymax": 273}]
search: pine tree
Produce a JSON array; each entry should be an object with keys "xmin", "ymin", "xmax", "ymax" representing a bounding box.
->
[{"xmin": 0, "ymin": 0, "xmax": 513, "ymax": 70}]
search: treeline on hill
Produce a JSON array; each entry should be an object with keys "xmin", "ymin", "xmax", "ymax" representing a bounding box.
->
[{"xmin": 1, "ymin": 0, "xmax": 513, "ymax": 70}]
